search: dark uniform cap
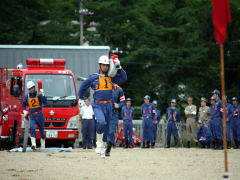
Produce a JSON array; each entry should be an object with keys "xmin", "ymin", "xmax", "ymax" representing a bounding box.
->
[
  {"xmin": 198, "ymin": 120, "xmax": 204, "ymax": 124},
  {"xmin": 144, "ymin": 95, "xmax": 151, "ymax": 100},
  {"xmin": 126, "ymin": 98, "xmax": 132, "ymax": 101},
  {"xmin": 232, "ymin": 97, "xmax": 238, "ymax": 101},
  {"xmin": 212, "ymin": 89, "xmax": 220, "ymax": 95},
  {"xmin": 153, "ymin": 100, "xmax": 157, "ymax": 105}
]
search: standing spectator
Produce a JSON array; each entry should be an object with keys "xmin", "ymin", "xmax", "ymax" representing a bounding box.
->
[
  {"xmin": 77, "ymin": 101, "xmax": 83, "ymax": 148},
  {"xmin": 107, "ymin": 83, "xmax": 125, "ymax": 155},
  {"xmin": 198, "ymin": 97, "xmax": 210, "ymax": 126},
  {"xmin": 141, "ymin": 95, "xmax": 156, "ymax": 148},
  {"xmin": 121, "ymin": 98, "xmax": 134, "ymax": 148},
  {"xmin": 166, "ymin": 99, "xmax": 180, "ymax": 148},
  {"xmin": 196, "ymin": 120, "xmax": 212, "ymax": 148},
  {"xmin": 184, "ymin": 97, "xmax": 197, "ymax": 148},
  {"xmin": 80, "ymin": 98, "xmax": 95, "ymax": 149},
  {"xmin": 225, "ymin": 96, "xmax": 233, "ymax": 149},
  {"xmin": 152, "ymin": 100, "xmax": 161, "ymax": 148},
  {"xmin": 209, "ymin": 90, "xmax": 223, "ymax": 150},
  {"xmin": 231, "ymin": 97, "xmax": 240, "ymax": 149}
]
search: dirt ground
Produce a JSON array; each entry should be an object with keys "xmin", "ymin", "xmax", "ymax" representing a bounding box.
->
[{"xmin": 0, "ymin": 148, "xmax": 239, "ymax": 180}]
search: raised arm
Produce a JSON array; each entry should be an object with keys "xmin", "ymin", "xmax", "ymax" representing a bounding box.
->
[{"xmin": 112, "ymin": 69, "xmax": 127, "ymax": 85}]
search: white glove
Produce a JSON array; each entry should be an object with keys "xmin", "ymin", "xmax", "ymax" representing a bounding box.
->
[
  {"xmin": 3, "ymin": 115, "xmax": 8, "ymax": 122},
  {"xmin": 113, "ymin": 58, "xmax": 121, "ymax": 69},
  {"xmin": 114, "ymin": 103, "xmax": 119, "ymax": 109},
  {"xmin": 38, "ymin": 89, "xmax": 44, "ymax": 96},
  {"xmin": 23, "ymin": 110, "xmax": 28, "ymax": 117},
  {"xmin": 78, "ymin": 99, "xmax": 85, "ymax": 107}
]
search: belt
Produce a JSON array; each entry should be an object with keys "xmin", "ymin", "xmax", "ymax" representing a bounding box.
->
[
  {"xmin": 29, "ymin": 111, "xmax": 42, "ymax": 114},
  {"xmin": 83, "ymin": 118, "xmax": 93, "ymax": 120},
  {"xmin": 168, "ymin": 120, "xmax": 176, "ymax": 123},
  {"xmin": 124, "ymin": 120, "xmax": 132, "ymax": 122},
  {"xmin": 95, "ymin": 100, "xmax": 111, "ymax": 103},
  {"xmin": 143, "ymin": 116, "xmax": 152, "ymax": 119},
  {"xmin": 212, "ymin": 116, "xmax": 221, "ymax": 119}
]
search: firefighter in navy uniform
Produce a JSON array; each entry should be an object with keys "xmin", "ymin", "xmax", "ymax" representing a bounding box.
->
[
  {"xmin": 121, "ymin": 98, "xmax": 135, "ymax": 148},
  {"xmin": 166, "ymin": 99, "xmax": 180, "ymax": 148},
  {"xmin": 78, "ymin": 55, "xmax": 127, "ymax": 157},
  {"xmin": 209, "ymin": 90, "xmax": 223, "ymax": 150},
  {"xmin": 108, "ymin": 83, "xmax": 125, "ymax": 151},
  {"xmin": 152, "ymin": 100, "xmax": 161, "ymax": 148},
  {"xmin": 141, "ymin": 95, "xmax": 157, "ymax": 148},
  {"xmin": 231, "ymin": 97, "xmax": 240, "ymax": 149},
  {"xmin": 224, "ymin": 96, "xmax": 233, "ymax": 149},
  {"xmin": 196, "ymin": 120, "xmax": 212, "ymax": 148},
  {"xmin": 22, "ymin": 81, "xmax": 47, "ymax": 150}
]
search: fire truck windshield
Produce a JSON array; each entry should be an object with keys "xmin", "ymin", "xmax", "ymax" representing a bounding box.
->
[{"xmin": 25, "ymin": 74, "xmax": 77, "ymax": 101}]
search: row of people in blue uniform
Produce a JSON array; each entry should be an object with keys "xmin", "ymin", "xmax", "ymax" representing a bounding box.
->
[
  {"xmin": 140, "ymin": 89, "xmax": 240, "ymax": 149},
  {"xmin": 208, "ymin": 89, "xmax": 240, "ymax": 149}
]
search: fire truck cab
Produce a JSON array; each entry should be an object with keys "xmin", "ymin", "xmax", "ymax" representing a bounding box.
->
[{"xmin": 0, "ymin": 59, "xmax": 79, "ymax": 148}]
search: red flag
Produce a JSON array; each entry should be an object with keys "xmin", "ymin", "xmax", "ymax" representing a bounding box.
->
[{"xmin": 212, "ymin": 0, "xmax": 231, "ymax": 44}]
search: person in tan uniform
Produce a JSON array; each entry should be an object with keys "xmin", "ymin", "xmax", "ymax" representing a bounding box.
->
[
  {"xmin": 184, "ymin": 97, "xmax": 197, "ymax": 148},
  {"xmin": 198, "ymin": 97, "xmax": 210, "ymax": 126}
]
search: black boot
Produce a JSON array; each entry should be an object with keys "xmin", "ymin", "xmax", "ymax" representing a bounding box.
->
[
  {"xmin": 195, "ymin": 142, "xmax": 199, "ymax": 147},
  {"xmin": 146, "ymin": 141, "xmax": 150, "ymax": 148},
  {"xmin": 174, "ymin": 141, "xmax": 178, "ymax": 148},
  {"xmin": 141, "ymin": 142, "xmax": 146, "ymax": 148},
  {"xmin": 124, "ymin": 140, "xmax": 128, "ymax": 148},
  {"xmin": 214, "ymin": 141, "xmax": 219, "ymax": 150},
  {"xmin": 105, "ymin": 143, "xmax": 112, "ymax": 157},
  {"xmin": 211, "ymin": 141, "xmax": 216, "ymax": 149},
  {"xmin": 234, "ymin": 140, "xmax": 239, "ymax": 149},
  {"xmin": 227, "ymin": 141, "xmax": 231, "ymax": 149},
  {"xmin": 166, "ymin": 142, "xmax": 170, "ymax": 148},
  {"xmin": 218, "ymin": 140, "xmax": 223, "ymax": 150},
  {"xmin": 200, "ymin": 142, "xmax": 205, "ymax": 148},
  {"xmin": 187, "ymin": 141, "xmax": 190, "ymax": 148},
  {"xmin": 216, "ymin": 140, "xmax": 223, "ymax": 150},
  {"xmin": 206, "ymin": 143, "xmax": 211, "ymax": 148},
  {"xmin": 151, "ymin": 142, "xmax": 155, "ymax": 148}
]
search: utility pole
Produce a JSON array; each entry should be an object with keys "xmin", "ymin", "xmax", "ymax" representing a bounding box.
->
[
  {"xmin": 79, "ymin": 0, "xmax": 83, "ymax": 45},
  {"xmin": 75, "ymin": 0, "xmax": 94, "ymax": 45}
]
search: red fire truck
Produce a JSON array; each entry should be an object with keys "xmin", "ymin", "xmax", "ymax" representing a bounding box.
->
[{"xmin": 0, "ymin": 59, "xmax": 79, "ymax": 149}]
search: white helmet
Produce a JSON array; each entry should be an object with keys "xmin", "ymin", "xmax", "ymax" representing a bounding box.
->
[
  {"xmin": 17, "ymin": 63, "xmax": 23, "ymax": 69},
  {"xmin": 98, "ymin": 55, "xmax": 110, "ymax": 65},
  {"xmin": 27, "ymin": 81, "xmax": 35, "ymax": 89}
]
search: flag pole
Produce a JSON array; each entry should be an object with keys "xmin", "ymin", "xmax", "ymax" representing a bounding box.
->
[{"xmin": 219, "ymin": 44, "xmax": 229, "ymax": 178}]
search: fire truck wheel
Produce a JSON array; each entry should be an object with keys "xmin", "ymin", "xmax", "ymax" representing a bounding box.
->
[
  {"xmin": 65, "ymin": 140, "xmax": 75, "ymax": 149},
  {"xmin": 7, "ymin": 120, "xmax": 18, "ymax": 150}
]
